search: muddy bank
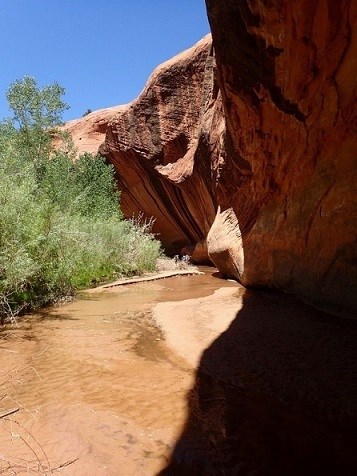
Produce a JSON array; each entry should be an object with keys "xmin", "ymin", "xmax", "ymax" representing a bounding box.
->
[
  {"xmin": 154, "ymin": 286, "xmax": 245, "ymax": 368},
  {"xmin": 92, "ymin": 268, "xmax": 203, "ymax": 291}
]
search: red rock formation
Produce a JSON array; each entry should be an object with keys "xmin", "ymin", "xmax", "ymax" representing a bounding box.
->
[
  {"xmin": 57, "ymin": 106, "xmax": 123, "ymax": 156},
  {"xmin": 206, "ymin": 207, "xmax": 244, "ymax": 279},
  {"xmin": 205, "ymin": 0, "xmax": 356, "ymax": 317},
  {"xmin": 65, "ymin": 2, "xmax": 356, "ymax": 317},
  {"xmin": 99, "ymin": 35, "xmax": 218, "ymax": 254}
]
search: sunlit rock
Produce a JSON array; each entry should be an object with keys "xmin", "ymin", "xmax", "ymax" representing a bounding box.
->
[
  {"xmin": 207, "ymin": 207, "xmax": 244, "ymax": 280},
  {"xmin": 65, "ymin": 1, "xmax": 356, "ymax": 316}
]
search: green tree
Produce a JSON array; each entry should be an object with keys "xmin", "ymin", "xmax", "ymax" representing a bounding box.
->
[
  {"xmin": 41, "ymin": 151, "xmax": 121, "ymax": 218},
  {"xmin": 1, "ymin": 77, "xmax": 161, "ymax": 322},
  {"xmin": 6, "ymin": 76, "xmax": 69, "ymax": 177}
]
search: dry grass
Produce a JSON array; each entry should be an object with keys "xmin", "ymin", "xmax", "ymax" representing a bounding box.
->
[{"xmin": 156, "ymin": 257, "xmax": 198, "ymax": 272}]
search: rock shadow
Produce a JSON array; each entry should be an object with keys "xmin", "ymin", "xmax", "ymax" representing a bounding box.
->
[{"xmin": 159, "ymin": 289, "xmax": 357, "ymax": 475}]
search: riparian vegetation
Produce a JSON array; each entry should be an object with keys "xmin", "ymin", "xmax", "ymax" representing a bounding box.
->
[{"xmin": 0, "ymin": 77, "xmax": 161, "ymax": 321}]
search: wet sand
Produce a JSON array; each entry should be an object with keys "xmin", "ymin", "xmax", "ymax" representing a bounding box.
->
[
  {"xmin": 1, "ymin": 269, "xmax": 356, "ymax": 475},
  {"xmin": 157, "ymin": 288, "xmax": 357, "ymax": 475},
  {"xmin": 0, "ymin": 269, "xmax": 237, "ymax": 475},
  {"xmin": 154, "ymin": 286, "xmax": 245, "ymax": 368},
  {"xmin": 91, "ymin": 268, "xmax": 203, "ymax": 290}
]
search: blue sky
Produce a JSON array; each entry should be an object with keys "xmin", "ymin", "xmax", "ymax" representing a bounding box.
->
[{"xmin": 0, "ymin": 1, "xmax": 209, "ymax": 121}]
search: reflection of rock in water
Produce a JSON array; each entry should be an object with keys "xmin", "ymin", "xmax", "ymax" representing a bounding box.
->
[{"xmin": 161, "ymin": 290, "xmax": 357, "ymax": 475}]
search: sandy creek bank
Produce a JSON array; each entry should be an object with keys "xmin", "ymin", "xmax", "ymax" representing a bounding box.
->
[{"xmin": 1, "ymin": 268, "xmax": 356, "ymax": 475}]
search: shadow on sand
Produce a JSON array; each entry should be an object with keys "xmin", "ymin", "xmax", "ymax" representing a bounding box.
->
[{"xmin": 160, "ymin": 289, "xmax": 357, "ymax": 475}]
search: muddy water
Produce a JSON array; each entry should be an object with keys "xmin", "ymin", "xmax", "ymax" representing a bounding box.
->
[
  {"xmin": 0, "ymin": 269, "xmax": 238, "ymax": 475},
  {"xmin": 1, "ymin": 270, "xmax": 356, "ymax": 475}
]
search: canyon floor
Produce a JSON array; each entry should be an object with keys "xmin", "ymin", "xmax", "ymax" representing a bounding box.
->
[{"xmin": 1, "ymin": 268, "xmax": 356, "ymax": 475}]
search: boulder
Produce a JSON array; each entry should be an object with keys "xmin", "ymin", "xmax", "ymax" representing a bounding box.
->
[{"xmin": 206, "ymin": 207, "xmax": 244, "ymax": 279}]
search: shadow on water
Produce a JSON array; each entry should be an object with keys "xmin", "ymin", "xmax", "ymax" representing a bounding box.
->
[{"xmin": 160, "ymin": 289, "xmax": 357, "ymax": 475}]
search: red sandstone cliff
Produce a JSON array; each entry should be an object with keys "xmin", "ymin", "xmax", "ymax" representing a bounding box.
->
[
  {"xmin": 205, "ymin": 0, "xmax": 356, "ymax": 317},
  {"xmin": 65, "ymin": 2, "xmax": 356, "ymax": 317},
  {"xmin": 99, "ymin": 35, "xmax": 219, "ymax": 255},
  {"xmin": 57, "ymin": 106, "xmax": 123, "ymax": 156}
]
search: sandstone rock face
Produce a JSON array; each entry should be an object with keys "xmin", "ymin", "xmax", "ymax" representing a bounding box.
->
[
  {"xmin": 99, "ymin": 35, "xmax": 219, "ymax": 255},
  {"xmin": 66, "ymin": 2, "xmax": 356, "ymax": 317},
  {"xmin": 205, "ymin": 0, "xmax": 356, "ymax": 317},
  {"xmin": 57, "ymin": 106, "xmax": 124, "ymax": 156},
  {"xmin": 206, "ymin": 207, "xmax": 244, "ymax": 280}
]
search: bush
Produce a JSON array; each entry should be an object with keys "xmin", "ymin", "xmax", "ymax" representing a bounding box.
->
[
  {"xmin": 41, "ymin": 151, "xmax": 122, "ymax": 218},
  {"xmin": 0, "ymin": 78, "xmax": 161, "ymax": 321}
]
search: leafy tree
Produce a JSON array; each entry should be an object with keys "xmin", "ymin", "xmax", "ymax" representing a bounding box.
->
[
  {"xmin": 0, "ymin": 77, "xmax": 161, "ymax": 321},
  {"xmin": 41, "ymin": 151, "xmax": 121, "ymax": 218},
  {"xmin": 6, "ymin": 76, "xmax": 68, "ymax": 130},
  {"xmin": 6, "ymin": 76, "xmax": 69, "ymax": 177}
]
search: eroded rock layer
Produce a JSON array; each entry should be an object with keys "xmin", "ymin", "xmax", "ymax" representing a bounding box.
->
[
  {"xmin": 205, "ymin": 0, "xmax": 356, "ymax": 316},
  {"xmin": 58, "ymin": 106, "xmax": 124, "ymax": 156},
  {"xmin": 67, "ymin": 2, "xmax": 356, "ymax": 317},
  {"xmin": 100, "ymin": 35, "xmax": 219, "ymax": 254}
]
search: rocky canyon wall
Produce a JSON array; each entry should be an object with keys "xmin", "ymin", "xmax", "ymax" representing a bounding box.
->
[
  {"xmin": 65, "ymin": 1, "xmax": 356, "ymax": 317},
  {"xmin": 205, "ymin": 0, "xmax": 356, "ymax": 317},
  {"xmin": 99, "ymin": 35, "xmax": 219, "ymax": 255},
  {"xmin": 57, "ymin": 106, "xmax": 124, "ymax": 156}
]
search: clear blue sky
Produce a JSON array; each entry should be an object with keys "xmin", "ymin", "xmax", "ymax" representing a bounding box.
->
[{"xmin": 0, "ymin": 1, "xmax": 209, "ymax": 121}]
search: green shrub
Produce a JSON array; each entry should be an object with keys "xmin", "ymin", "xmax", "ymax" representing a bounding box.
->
[
  {"xmin": 41, "ymin": 151, "xmax": 121, "ymax": 218},
  {"xmin": 0, "ymin": 77, "xmax": 161, "ymax": 321}
]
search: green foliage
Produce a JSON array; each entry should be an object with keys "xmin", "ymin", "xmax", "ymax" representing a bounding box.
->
[
  {"xmin": 6, "ymin": 76, "xmax": 69, "ymax": 179},
  {"xmin": 0, "ymin": 77, "xmax": 161, "ymax": 321},
  {"xmin": 41, "ymin": 151, "xmax": 122, "ymax": 218},
  {"xmin": 6, "ymin": 76, "xmax": 68, "ymax": 131}
]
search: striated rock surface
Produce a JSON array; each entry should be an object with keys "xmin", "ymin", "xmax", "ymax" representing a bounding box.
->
[
  {"xmin": 99, "ymin": 35, "xmax": 218, "ymax": 255},
  {"xmin": 57, "ymin": 106, "xmax": 124, "ymax": 156},
  {"xmin": 66, "ymin": 2, "xmax": 356, "ymax": 317},
  {"xmin": 204, "ymin": 0, "xmax": 357, "ymax": 317},
  {"xmin": 206, "ymin": 207, "xmax": 244, "ymax": 280}
]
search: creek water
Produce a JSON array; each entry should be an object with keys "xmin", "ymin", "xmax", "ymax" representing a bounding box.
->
[
  {"xmin": 0, "ymin": 268, "xmax": 237, "ymax": 475},
  {"xmin": 1, "ymin": 268, "xmax": 356, "ymax": 475}
]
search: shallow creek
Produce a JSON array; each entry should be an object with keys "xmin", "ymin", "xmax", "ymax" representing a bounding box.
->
[
  {"xmin": 0, "ymin": 268, "xmax": 238, "ymax": 475},
  {"xmin": 1, "ymin": 268, "xmax": 356, "ymax": 475}
]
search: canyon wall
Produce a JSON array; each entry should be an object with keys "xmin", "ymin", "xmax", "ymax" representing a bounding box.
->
[
  {"xmin": 57, "ymin": 106, "xmax": 123, "ymax": 156},
  {"xmin": 99, "ymin": 35, "xmax": 219, "ymax": 255},
  {"xmin": 205, "ymin": 0, "xmax": 356, "ymax": 316},
  {"xmin": 66, "ymin": 1, "xmax": 356, "ymax": 317}
]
